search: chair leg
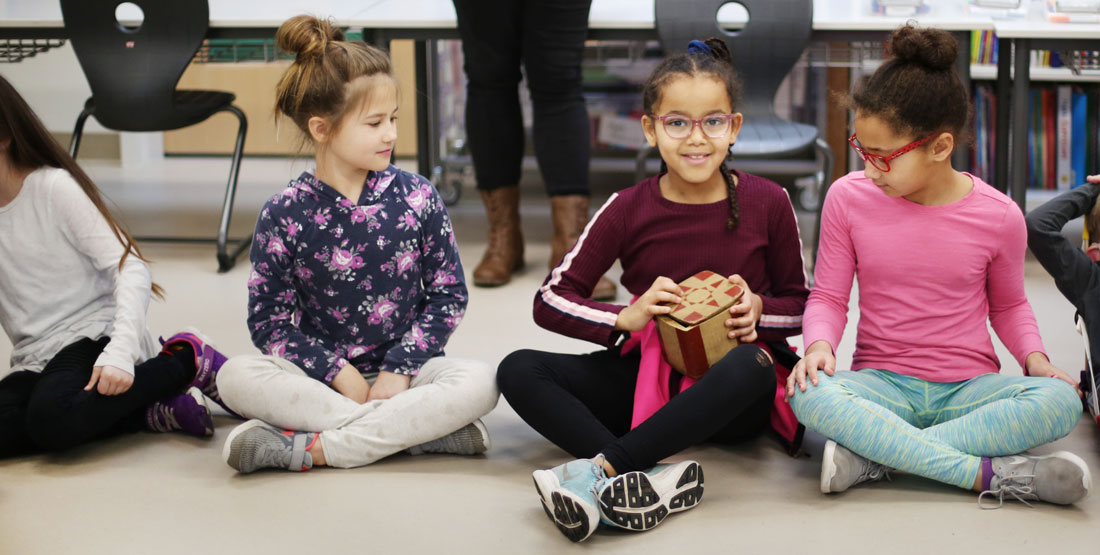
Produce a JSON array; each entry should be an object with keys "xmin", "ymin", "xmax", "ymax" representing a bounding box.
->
[
  {"xmin": 635, "ymin": 145, "xmax": 654, "ymax": 185},
  {"xmin": 811, "ymin": 137, "xmax": 835, "ymax": 274},
  {"xmin": 69, "ymin": 108, "xmax": 92, "ymax": 159},
  {"xmin": 215, "ymin": 105, "xmax": 250, "ymax": 273}
]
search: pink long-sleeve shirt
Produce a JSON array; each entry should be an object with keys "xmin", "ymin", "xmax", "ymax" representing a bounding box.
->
[{"xmin": 804, "ymin": 171, "xmax": 1045, "ymax": 382}]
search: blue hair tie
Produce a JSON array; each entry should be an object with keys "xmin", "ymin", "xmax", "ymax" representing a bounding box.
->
[{"xmin": 687, "ymin": 40, "xmax": 712, "ymax": 55}]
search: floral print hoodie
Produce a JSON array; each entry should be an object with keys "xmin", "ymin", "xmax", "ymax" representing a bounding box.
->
[{"xmin": 247, "ymin": 167, "xmax": 467, "ymax": 383}]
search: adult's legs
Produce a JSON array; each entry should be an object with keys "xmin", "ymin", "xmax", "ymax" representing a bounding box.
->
[
  {"xmin": 453, "ymin": 0, "xmax": 525, "ymax": 191},
  {"xmin": 24, "ymin": 337, "xmax": 195, "ymax": 451},
  {"xmin": 453, "ymin": 0, "xmax": 527, "ymax": 286},
  {"xmin": 521, "ymin": 0, "xmax": 593, "ymax": 198}
]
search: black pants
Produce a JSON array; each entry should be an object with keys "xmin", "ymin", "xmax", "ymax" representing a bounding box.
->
[
  {"xmin": 452, "ymin": 0, "xmax": 592, "ymax": 195},
  {"xmin": 0, "ymin": 337, "xmax": 193, "ymax": 457},
  {"xmin": 498, "ymin": 344, "xmax": 776, "ymax": 473}
]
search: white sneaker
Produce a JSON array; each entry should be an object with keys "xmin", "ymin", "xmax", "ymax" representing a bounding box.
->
[{"xmin": 598, "ymin": 460, "xmax": 704, "ymax": 532}]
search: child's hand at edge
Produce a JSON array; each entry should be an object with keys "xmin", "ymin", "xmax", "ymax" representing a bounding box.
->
[
  {"xmin": 724, "ymin": 274, "xmax": 762, "ymax": 343},
  {"xmin": 1087, "ymin": 175, "xmax": 1100, "ymax": 184},
  {"xmin": 1025, "ymin": 352, "xmax": 1083, "ymax": 398},
  {"xmin": 615, "ymin": 276, "xmax": 682, "ymax": 332},
  {"xmin": 332, "ymin": 364, "xmax": 370, "ymax": 403},
  {"xmin": 786, "ymin": 340, "xmax": 836, "ymax": 400},
  {"xmin": 85, "ymin": 365, "xmax": 133, "ymax": 396},
  {"xmin": 366, "ymin": 371, "xmax": 411, "ymax": 402}
]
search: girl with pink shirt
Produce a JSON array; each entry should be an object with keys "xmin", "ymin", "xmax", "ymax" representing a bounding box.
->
[{"xmin": 786, "ymin": 24, "xmax": 1089, "ymax": 508}]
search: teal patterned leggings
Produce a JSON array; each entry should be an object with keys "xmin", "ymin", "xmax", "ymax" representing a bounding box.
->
[{"xmin": 789, "ymin": 369, "xmax": 1081, "ymax": 488}]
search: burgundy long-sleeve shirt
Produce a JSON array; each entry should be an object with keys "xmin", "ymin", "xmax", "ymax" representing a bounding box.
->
[{"xmin": 534, "ymin": 171, "xmax": 810, "ymax": 346}]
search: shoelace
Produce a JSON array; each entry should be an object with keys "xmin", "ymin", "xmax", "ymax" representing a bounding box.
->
[
  {"xmin": 251, "ymin": 430, "xmax": 296, "ymax": 468},
  {"xmin": 858, "ymin": 463, "xmax": 892, "ymax": 485},
  {"xmin": 149, "ymin": 404, "xmax": 181, "ymax": 432},
  {"xmin": 977, "ymin": 474, "xmax": 1037, "ymax": 510},
  {"xmin": 590, "ymin": 456, "xmax": 614, "ymax": 510}
]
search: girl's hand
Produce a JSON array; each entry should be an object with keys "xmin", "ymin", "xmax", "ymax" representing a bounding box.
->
[
  {"xmin": 615, "ymin": 276, "xmax": 683, "ymax": 332},
  {"xmin": 1087, "ymin": 175, "xmax": 1099, "ymax": 184},
  {"xmin": 724, "ymin": 274, "xmax": 762, "ymax": 343},
  {"xmin": 785, "ymin": 341, "xmax": 836, "ymax": 399},
  {"xmin": 85, "ymin": 365, "xmax": 133, "ymax": 396},
  {"xmin": 1025, "ymin": 352, "xmax": 1083, "ymax": 398},
  {"xmin": 332, "ymin": 364, "xmax": 370, "ymax": 403},
  {"xmin": 366, "ymin": 371, "xmax": 411, "ymax": 402}
]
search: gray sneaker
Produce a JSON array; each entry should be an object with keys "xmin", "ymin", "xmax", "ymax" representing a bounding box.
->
[
  {"xmin": 821, "ymin": 440, "xmax": 890, "ymax": 493},
  {"xmin": 223, "ymin": 419, "xmax": 316, "ymax": 474},
  {"xmin": 598, "ymin": 460, "xmax": 704, "ymax": 532},
  {"xmin": 408, "ymin": 419, "xmax": 490, "ymax": 456},
  {"xmin": 979, "ymin": 452, "xmax": 1091, "ymax": 509}
]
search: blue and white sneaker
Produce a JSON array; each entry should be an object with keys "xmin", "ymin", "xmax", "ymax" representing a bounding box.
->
[
  {"xmin": 598, "ymin": 460, "xmax": 704, "ymax": 532},
  {"xmin": 531, "ymin": 456, "xmax": 610, "ymax": 542}
]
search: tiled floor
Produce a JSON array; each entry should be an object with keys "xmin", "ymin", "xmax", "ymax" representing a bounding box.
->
[{"xmin": 0, "ymin": 157, "xmax": 1096, "ymax": 554}]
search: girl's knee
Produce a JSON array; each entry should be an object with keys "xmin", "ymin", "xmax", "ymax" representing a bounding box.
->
[
  {"xmin": 215, "ymin": 355, "xmax": 270, "ymax": 399},
  {"xmin": 787, "ymin": 372, "xmax": 841, "ymax": 417},
  {"xmin": 496, "ymin": 349, "xmax": 542, "ymax": 395},
  {"xmin": 711, "ymin": 345, "xmax": 776, "ymax": 386},
  {"xmin": 24, "ymin": 397, "xmax": 79, "ymax": 451},
  {"xmin": 464, "ymin": 360, "xmax": 500, "ymax": 414},
  {"xmin": 1033, "ymin": 379, "xmax": 1084, "ymax": 437}
]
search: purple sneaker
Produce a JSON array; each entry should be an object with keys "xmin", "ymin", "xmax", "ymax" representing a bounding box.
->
[
  {"xmin": 160, "ymin": 327, "xmax": 236, "ymax": 416},
  {"xmin": 146, "ymin": 387, "xmax": 214, "ymax": 437}
]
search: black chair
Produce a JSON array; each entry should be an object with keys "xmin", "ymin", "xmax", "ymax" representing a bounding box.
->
[
  {"xmin": 647, "ymin": 0, "xmax": 834, "ymax": 264},
  {"xmin": 61, "ymin": 0, "xmax": 250, "ymax": 273}
]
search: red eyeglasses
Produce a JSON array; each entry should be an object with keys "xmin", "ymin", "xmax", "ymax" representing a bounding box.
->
[{"xmin": 848, "ymin": 132, "xmax": 939, "ymax": 173}]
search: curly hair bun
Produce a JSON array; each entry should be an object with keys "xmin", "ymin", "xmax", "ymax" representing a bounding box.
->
[
  {"xmin": 887, "ymin": 23, "xmax": 956, "ymax": 71},
  {"xmin": 276, "ymin": 15, "xmax": 345, "ymax": 60}
]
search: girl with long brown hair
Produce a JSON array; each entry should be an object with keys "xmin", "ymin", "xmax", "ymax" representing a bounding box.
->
[{"xmin": 0, "ymin": 74, "xmax": 231, "ymax": 456}]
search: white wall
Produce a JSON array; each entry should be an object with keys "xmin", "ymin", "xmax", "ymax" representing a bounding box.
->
[
  {"xmin": 2, "ymin": 42, "xmax": 107, "ymax": 133},
  {"xmin": 3, "ymin": 43, "xmax": 168, "ymax": 166}
]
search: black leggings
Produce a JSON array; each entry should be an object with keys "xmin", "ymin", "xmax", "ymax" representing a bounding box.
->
[
  {"xmin": 452, "ymin": 0, "xmax": 592, "ymax": 195},
  {"xmin": 497, "ymin": 344, "xmax": 776, "ymax": 473},
  {"xmin": 0, "ymin": 337, "xmax": 194, "ymax": 457}
]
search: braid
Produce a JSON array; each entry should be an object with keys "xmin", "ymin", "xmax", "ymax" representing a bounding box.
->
[{"xmin": 720, "ymin": 163, "xmax": 739, "ymax": 230}]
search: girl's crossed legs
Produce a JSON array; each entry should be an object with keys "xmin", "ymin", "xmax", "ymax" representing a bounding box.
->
[
  {"xmin": 789, "ymin": 369, "xmax": 1084, "ymax": 501},
  {"xmin": 216, "ymin": 354, "xmax": 499, "ymax": 470}
]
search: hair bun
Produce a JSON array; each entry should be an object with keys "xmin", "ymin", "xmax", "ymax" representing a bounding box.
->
[
  {"xmin": 887, "ymin": 24, "xmax": 956, "ymax": 71},
  {"xmin": 276, "ymin": 15, "xmax": 345, "ymax": 60},
  {"xmin": 701, "ymin": 37, "xmax": 733, "ymax": 66}
]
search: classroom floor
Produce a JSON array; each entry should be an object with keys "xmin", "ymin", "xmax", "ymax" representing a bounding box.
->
[{"xmin": 0, "ymin": 156, "xmax": 1097, "ymax": 555}]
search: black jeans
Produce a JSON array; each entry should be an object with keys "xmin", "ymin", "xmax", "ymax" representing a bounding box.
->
[
  {"xmin": 497, "ymin": 344, "xmax": 776, "ymax": 473},
  {"xmin": 452, "ymin": 0, "xmax": 592, "ymax": 195},
  {"xmin": 0, "ymin": 337, "xmax": 193, "ymax": 457}
]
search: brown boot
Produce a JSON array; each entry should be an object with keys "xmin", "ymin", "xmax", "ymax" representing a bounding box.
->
[
  {"xmin": 549, "ymin": 195, "xmax": 618, "ymax": 301},
  {"xmin": 473, "ymin": 186, "xmax": 524, "ymax": 287}
]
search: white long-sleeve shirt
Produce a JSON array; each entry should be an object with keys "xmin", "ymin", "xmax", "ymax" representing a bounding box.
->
[{"xmin": 0, "ymin": 167, "xmax": 157, "ymax": 380}]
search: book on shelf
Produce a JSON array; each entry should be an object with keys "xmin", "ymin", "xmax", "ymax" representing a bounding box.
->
[
  {"xmin": 995, "ymin": 83, "xmax": 1100, "ymax": 190},
  {"xmin": 1057, "ymin": 85, "xmax": 1072, "ymax": 189}
]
